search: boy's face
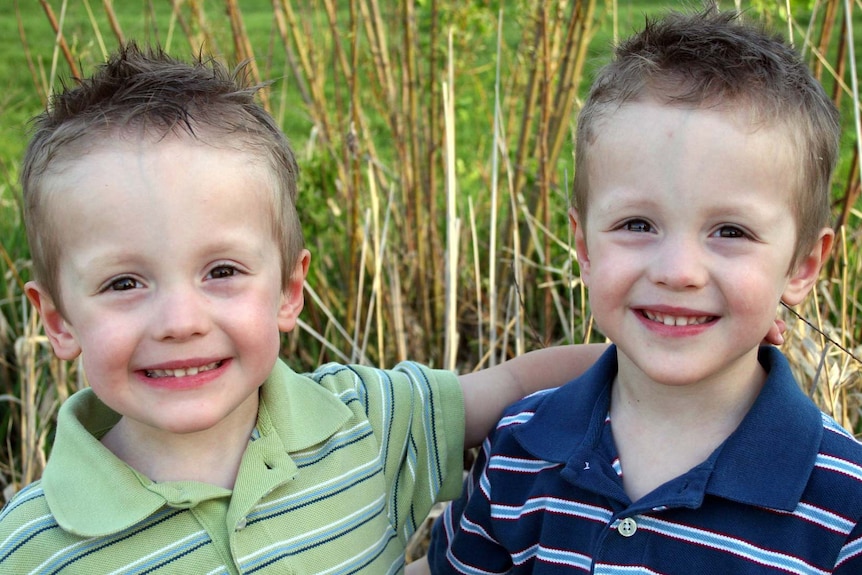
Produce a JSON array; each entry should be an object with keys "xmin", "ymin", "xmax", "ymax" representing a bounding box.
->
[
  {"xmin": 572, "ymin": 100, "xmax": 831, "ymax": 389},
  {"xmin": 27, "ymin": 135, "xmax": 308, "ymax": 436}
]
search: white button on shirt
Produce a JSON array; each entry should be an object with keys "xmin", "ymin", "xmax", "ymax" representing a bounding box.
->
[{"xmin": 617, "ymin": 517, "xmax": 637, "ymax": 537}]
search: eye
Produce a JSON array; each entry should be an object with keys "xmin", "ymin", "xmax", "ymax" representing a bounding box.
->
[
  {"xmin": 712, "ymin": 225, "xmax": 748, "ymax": 239},
  {"xmin": 108, "ymin": 277, "xmax": 142, "ymax": 291},
  {"xmin": 208, "ymin": 264, "xmax": 239, "ymax": 280},
  {"xmin": 620, "ymin": 219, "xmax": 654, "ymax": 233}
]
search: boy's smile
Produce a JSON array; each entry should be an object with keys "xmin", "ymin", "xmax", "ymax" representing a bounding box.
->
[
  {"xmin": 143, "ymin": 359, "xmax": 225, "ymax": 380},
  {"xmin": 639, "ymin": 309, "xmax": 714, "ymax": 328},
  {"xmin": 139, "ymin": 358, "xmax": 228, "ymax": 389},
  {"xmin": 30, "ymin": 134, "xmax": 306, "ymax": 441},
  {"xmin": 572, "ymin": 100, "xmax": 829, "ymax": 393}
]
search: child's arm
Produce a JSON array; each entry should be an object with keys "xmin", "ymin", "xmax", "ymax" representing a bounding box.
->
[{"xmin": 459, "ymin": 343, "xmax": 607, "ymax": 448}]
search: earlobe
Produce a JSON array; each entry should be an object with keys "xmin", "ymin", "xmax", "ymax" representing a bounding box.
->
[
  {"xmin": 277, "ymin": 249, "xmax": 311, "ymax": 332},
  {"xmin": 781, "ymin": 228, "xmax": 834, "ymax": 306},
  {"xmin": 569, "ymin": 208, "xmax": 591, "ymax": 282},
  {"xmin": 25, "ymin": 281, "xmax": 82, "ymax": 360}
]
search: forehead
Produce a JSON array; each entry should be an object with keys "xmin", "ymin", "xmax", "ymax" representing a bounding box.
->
[
  {"xmin": 56, "ymin": 136, "xmax": 279, "ymax": 256},
  {"xmin": 44, "ymin": 130, "xmax": 275, "ymax": 199},
  {"xmin": 41, "ymin": 134, "xmax": 278, "ymax": 241},
  {"xmin": 584, "ymin": 100, "xmax": 798, "ymax": 214},
  {"xmin": 590, "ymin": 100, "xmax": 797, "ymax": 176},
  {"xmin": 44, "ymin": 120, "xmax": 271, "ymax": 169}
]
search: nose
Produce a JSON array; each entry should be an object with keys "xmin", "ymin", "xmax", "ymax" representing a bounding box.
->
[
  {"xmin": 647, "ymin": 235, "xmax": 708, "ymax": 290},
  {"xmin": 152, "ymin": 286, "xmax": 211, "ymax": 341}
]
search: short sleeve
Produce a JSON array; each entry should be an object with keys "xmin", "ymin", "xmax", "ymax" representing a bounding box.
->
[{"xmin": 320, "ymin": 361, "xmax": 465, "ymax": 545}]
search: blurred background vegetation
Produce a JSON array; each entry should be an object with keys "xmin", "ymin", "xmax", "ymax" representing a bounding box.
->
[{"xmin": 0, "ymin": 0, "xmax": 860, "ymax": 512}]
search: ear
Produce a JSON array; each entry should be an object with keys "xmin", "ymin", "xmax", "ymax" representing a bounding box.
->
[
  {"xmin": 277, "ymin": 249, "xmax": 311, "ymax": 333},
  {"xmin": 25, "ymin": 281, "xmax": 82, "ymax": 360},
  {"xmin": 781, "ymin": 228, "xmax": 834, "ymax": 306},
  {"xmin": 569, "ymin": 207, "xmax": 591, "ymax": 285}
]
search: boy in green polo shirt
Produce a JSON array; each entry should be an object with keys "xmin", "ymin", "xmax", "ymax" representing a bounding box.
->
[{"xmin": 0, "ymin": 44, "xmax": 624, "ymax": 574}]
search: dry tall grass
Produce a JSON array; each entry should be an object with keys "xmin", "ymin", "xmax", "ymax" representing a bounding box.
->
[{"xmin": 0, "ymin": 0, "xmax": 860, "ymax": 505}]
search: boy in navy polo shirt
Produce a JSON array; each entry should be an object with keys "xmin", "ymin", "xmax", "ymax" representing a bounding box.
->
[{"xmin": 427, "ymin": 7, "xmax": 862, "ymax": 574}]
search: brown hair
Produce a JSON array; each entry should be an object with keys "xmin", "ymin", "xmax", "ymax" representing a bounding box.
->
[
  {"xmin": 22, "ymin": 43, "xmax": 303, "ymax": 308},
  {"xmin": 573, "ymin": 7, "xmax": 839, "ymax": 270}
]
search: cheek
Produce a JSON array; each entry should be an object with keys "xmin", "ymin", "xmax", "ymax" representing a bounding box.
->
[
  {"xmin": 77, "ymin": 345, "xmax": 128, "ymax": 403},
  {"xmin": 79, "ymin": 330, "xmax": 130, "ymax": 371},
  {"xmin": 229, "ymin": 287, "xmax": 283, "ymax": 324},
  {"xmin": 70, "ymin": 312, "xmax": 140, "ymax": 367},
  {"xmin": 584, "ymin": 261, "xmax": 631, "ymax": 312},
  {"xmin": 584, "ymin": 247, "xmax": 640, "ymax": 284},
  {"xmin": 724, "ymin": 270, "xmax": 786, "ymax": 318},
  {"xmin": 226, "ymin": 292, "xmax": 285, "ymax": 348}
]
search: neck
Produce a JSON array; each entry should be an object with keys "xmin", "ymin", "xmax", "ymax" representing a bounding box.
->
[
  {"xmin": 101, "ymin": 398, "xmax": 258, "ymax": 489},
  {"xmin": 609, "ymin": 348, "xmax": 766, "ymax": 501},
  {"xmin": 612, "ymin": 347, "xmax": 765, "ymax": 425}
]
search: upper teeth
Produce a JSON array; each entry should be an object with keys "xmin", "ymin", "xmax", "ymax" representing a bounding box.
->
[
  {"xmin": 643, "ymin": 311, "xmax": 711, "ymax": 326},
  {"xmin": 146, "ymin": 361, "xmax": 221, "ymax": 378}
]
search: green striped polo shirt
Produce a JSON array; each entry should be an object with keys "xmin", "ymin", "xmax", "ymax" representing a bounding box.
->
[{"xmin": 0, "ymin": 359, "xmax": 464, "ymax": 574}]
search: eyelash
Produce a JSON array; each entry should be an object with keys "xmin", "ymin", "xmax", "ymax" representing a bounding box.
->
[
  {"xmin": 619, "ymin": 219, "xmax": 653, "ymax": 233},
  {"xmin": 106, "ymin": 277, "xmax": 142, "ymax": 292},
  {"xmin": 617, "ymin": 220, "xmax": 750, "ymax": 240},
  {"xmin": 712, "ymin": 225, "xmax": 749, "ymax": 239},
  {"xmin": 208, "ymin": 264, "xmax": 240, "ymax": 279}
]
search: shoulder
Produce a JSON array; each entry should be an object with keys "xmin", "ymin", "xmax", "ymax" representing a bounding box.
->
[
  {"xmin": 289, "ymin": 360, "xmax": 464, "ymax": 447},
  {"xmin": 304, "ymin": 360, "xmax": 458, "ymax": 386},
  {"xmin": 505, "ymin": 384, "xmax": 560, "ymax": 415},
  {"xmin": 300, "ymin": 362, "xmax": 466, "ymax": 514},
  {"xmin": 815, "ymin": 413, "xmax": 862, "ymax": 481},
  {"xmin": 803, "ymin": 413, "xmax": 862, "ymax": 526},
  {"xmin": 301, "ymin": 361, "xmax": 462, "ymax": 409},
  {"xmin": 492, "ymin": 388, "xmax": 556, "ymax": 435},
  {"xmin": 493, "ymin": 365, "xmax": 609, "ymax": 443},
  {"xmin": 477, "ymin": 381, "xmax": 600, "ymax": 470},
  {"xmin": 752, "ymin": 350, "xmax": 862, "ymax": 514},
  {"xmin": 500, "ymin": 346, "xmax": 615, "ymax": 426}
]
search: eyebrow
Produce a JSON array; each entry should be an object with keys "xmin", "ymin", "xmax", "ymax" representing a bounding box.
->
[{"xmin": 75, "ymin": 250, "xmax": 147, "ymax": 271}]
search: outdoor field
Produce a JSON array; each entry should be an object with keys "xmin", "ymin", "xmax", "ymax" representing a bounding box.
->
[{"xmin": 0, "ymin": 0, "xmax": 860, "ymax": 531}]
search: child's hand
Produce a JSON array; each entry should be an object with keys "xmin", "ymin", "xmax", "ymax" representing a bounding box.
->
[
  {"xmin": 405, "ymin": 557, "xmax": 430, "ymax": 575},
  {"xmin": 764, "ymin": 319, "xmax": 786, "ymax": 346}
]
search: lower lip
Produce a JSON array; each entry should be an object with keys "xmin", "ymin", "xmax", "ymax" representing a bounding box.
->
[
  {"xmin": 136, "ymin": 359, "xmax": 231, "ymax": 390},
  {"xmin": 636, "ymin": 312, "xmax": 715, "ymax": 337}
]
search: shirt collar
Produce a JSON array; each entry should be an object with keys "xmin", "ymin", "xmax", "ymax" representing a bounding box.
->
[
  {"xmin": 512, "ymin": 346, "xmax": 617, "ymax": 463},
  {"xmin": 43, "ymin": 359, "xmax": 353, "ymax": 537},
  {"xmin": 513, "ymin": 345, "xmax": 822, "ymax": 512},
  {"xmin": 257, "ymin": 359, "xmax": 353, "ymax": 452},
  {"xmin": 706, "ymin": 346, "xmax": 822, "ymax": 509}
]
